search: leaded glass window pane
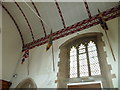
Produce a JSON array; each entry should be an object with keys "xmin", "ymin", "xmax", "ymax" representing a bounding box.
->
[
  {"xmin": 69, "ymin": 40, "xmax": 101, "ymax": 78},
  {"xmin": 70, "ymin": 46, "xmax": 77, "ymax": 78},
  {"xmin": 88, "ymin": 41, "xmax": 101, "ymax": 76},
  {"xmin": 79, "ymin": 44, "xmax": 89, "ymax": 77}
]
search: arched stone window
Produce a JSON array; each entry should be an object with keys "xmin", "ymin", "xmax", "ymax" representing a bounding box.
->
[
  {"xmin": 69, "ymin": 40, "xmax": 101, "ymax": 78},
  {"xmin": 57, "ymin": 32, "xmax": 114, "ymax": 88}
]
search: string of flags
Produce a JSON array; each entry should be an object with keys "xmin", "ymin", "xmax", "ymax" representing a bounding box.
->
[{"xmin": 21, "ymin": 49, "xmax": 29, "ymax": 64}]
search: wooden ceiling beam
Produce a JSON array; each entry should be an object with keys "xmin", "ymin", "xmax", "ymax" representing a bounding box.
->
[
  {"xmin": 15, "ymin": 2, "xmax": 35, "ymax": 41},
  {"xmin": 55, "ymin": 0, "xmax": 66, "ymax": 28},
  {"xmin": 23, "ymin": 5, "xmax": 120, "ymax": 51},
  {"xmin": 2, "ymin": 5, "xmax": 25, "ymax": 46},
  {"xmin": 31, "ymin": 1, "xmax": 47, "ymax": 37},
  {"xmin": 83, "ymin": 0, "xmax": 92, "ymax": 18}
]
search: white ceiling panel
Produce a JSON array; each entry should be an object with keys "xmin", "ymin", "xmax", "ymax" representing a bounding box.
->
[
  {"xmin": 2, "ymin": 2, "xmax": 118, "ymax": 45},
  {"xmin": 34, "ymin": 2, "xmax": 64, "ymax": 34},
  {"xmin": 58, "ymin": 2, "xmax": 88, "ymax": 27},
  {"xmin": 88, "ymin": 2, "xmax": 118, "ymax": 16},
  {"xmin": 18, "ymin": 2, "xmax": 45, "ymax": 40},
  {"xmin": 3, "ymin": 2, "xmax": 33, "ymax": 44}
]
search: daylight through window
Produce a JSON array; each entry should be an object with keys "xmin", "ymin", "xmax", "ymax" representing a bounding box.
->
[{"xmin": 70, "ymin": 41, "xmax": 101, "ymax": 78}]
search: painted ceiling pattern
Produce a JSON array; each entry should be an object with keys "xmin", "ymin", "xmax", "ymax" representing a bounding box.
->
[{"xmin": 2, "ymin": 2, "xmax": 119, "ymax": 50}]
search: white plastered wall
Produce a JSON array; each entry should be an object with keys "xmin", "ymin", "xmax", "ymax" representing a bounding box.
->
[
  {"xmin": 2, "ymin": 9, "xmax": 22, "ymax": 81},
  {"xmin": 10, "ymin": 18, "xmax": 118, "ymax": 88},
  {"xmin": 102, "ymin": 18, "xmax": 118, "ymax": 87}
]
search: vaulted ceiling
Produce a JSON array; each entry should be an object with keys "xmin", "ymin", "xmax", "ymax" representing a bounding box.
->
[{"xmin": 2, "ymin": 2, "xmax": 119, "ymax": 50}]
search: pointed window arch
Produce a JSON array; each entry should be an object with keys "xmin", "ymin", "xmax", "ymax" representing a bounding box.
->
[
  {"xmin": 58, "ymin": 33, "xmax": 114, "ymax": 88},
  {"xmin": 69, "ymin": 40, "xmax": 101, "ymax": 78}
]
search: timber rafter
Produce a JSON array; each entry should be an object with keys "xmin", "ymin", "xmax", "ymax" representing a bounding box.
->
[{"xmin": 23, "ymin": 5, "xmax": 120, "ymax": 51}]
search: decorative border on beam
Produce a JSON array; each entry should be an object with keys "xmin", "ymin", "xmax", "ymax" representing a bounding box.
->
[
  {"xmin": 23, "ymin": 5, "xmax": 120, "ymax": 51},
  {"xmin": 31, "ymin": 1, "xmax": 47, "ymax": 37},
  {"xmin": 15, "ymin": 2, "xmax": 35, "ymax": 41},
  {"xmin": 83, "ymin": 0, "xmax": 92, "ymax": 18},
  {"xmin": 55, "ymin": 0, "xmax": 66, "ymax": 28},
  {"xmin": 2, "ymin": 5, "xmax": 25, "ymax": 46}
]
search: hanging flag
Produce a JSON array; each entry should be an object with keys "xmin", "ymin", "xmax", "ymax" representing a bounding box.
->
[
  {"xmin": 46, "ymin": 30, "xmax": 53, "ymax": 51},
  {"xmin": 21, "ymin": 49, "xmax": 29, "ymax": 64},
  {"xmin": 46, "ymin": 29, "xmax": 55, "ymax": 71},
  {"xmin": 98, "ymin": 9, "xmax": 116, "ymax": 61},
  {"xmin": 98, "ymin": 9, "xmax": 108, "ymax": 30}
]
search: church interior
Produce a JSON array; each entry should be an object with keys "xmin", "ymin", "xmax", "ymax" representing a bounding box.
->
[{"xmin": 0, "ymin": 1, "xmax": 120, "ymax": 89}]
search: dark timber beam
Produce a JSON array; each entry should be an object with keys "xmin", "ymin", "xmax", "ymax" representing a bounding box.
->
[
  {"xmin": 2, "ymin": 5, "xmax": 25, "ymax": 46},
  {"xmin": 23, "ymin": 5, "xmax": 120, "ymax": 51},
  {"xmin": 31, "ymin": 1, "xmax": 47, "ymax": 37},
  {"xmin": 15, "ymin": 2, "xmax": 35, "ymax": 41},
  {"xmin": 55, "ymin": 0, "xmax": 66, "ymax": 28},
  {"xmin": 83, "ymin": 0, "xmax": 92, "ymax": 18}
]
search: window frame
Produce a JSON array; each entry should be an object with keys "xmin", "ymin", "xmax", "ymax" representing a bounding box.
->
[
  {"xmin": 58, "ymin": 32, "xmax": 114, "ymax": 88},
  {"xmin": 68, "ymin": 36, "xmax": 102, "ymax": 78}
]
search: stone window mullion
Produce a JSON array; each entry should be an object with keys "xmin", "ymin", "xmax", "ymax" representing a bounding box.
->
[
  {"xmin": 76, "ymin": 45, "xmax": 80, "ymax": 78},
  {"xmin": 85, "ymin": 43, "xmax": 91, "ymax": 76}
]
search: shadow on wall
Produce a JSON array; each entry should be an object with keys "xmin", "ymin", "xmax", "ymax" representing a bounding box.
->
[{"xmin": 16, "ymin": 78, "xmax": 37, "ymax": 88}]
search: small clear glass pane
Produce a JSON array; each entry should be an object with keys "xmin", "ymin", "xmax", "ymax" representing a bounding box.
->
[
  {"xmin": 88, "ymin": 41, "xmax": 101, "ymax": 76},
  {"xmin": 79, "ymin": 44, "xmax": 89, "ymax": 77},
  {"xmin": 70, "ymin": 46, "xmax": 77, "ymax": 78}
]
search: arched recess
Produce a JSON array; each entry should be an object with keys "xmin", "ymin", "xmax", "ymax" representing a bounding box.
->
[
  {"xmin": 16, "ymin": 78, "xmax": 37, "ymax": 88},
  {"xmin": 57, "ymin": 32, "xmax": 114, "ymax": 88}
]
